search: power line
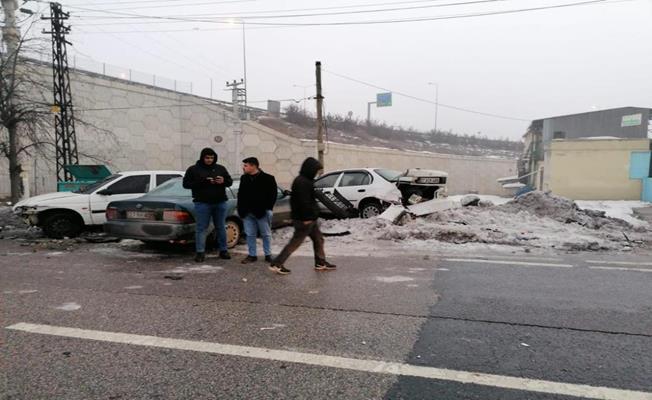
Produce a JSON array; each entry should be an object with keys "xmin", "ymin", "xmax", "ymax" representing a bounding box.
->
[
  {"xmin": 70, "ymin": 0, "xmax": 512, "ymax": 20},
  {"xmin": 323, "ymin": 69, "xmax": 531, "ymax": 122},
  {"xmin": 53, "ymin": 0, "xmax": 617, "ymax": 27}
]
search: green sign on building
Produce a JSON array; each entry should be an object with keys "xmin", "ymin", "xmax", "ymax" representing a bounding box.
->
[{"xmin": 621, "ymin": 113, "xmax": 642, "ymax": 127}]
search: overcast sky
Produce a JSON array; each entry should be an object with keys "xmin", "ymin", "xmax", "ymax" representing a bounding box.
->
[{"xmin": 21, "ymin": 0, "xmax": 652, "ymax": 140}]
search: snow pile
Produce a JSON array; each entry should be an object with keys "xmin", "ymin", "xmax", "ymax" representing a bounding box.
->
[{"xmin": 273, "ymin": 191, "xmax": 649, "ymax": 255}]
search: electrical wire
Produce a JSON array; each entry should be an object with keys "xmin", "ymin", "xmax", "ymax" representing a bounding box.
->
[
  {"xmin": 323, "ymin": 69, "xmax": 531, "ymax": 121},
  {"xmin": 54, "ymin": 0, "xmax": 617, "ymax": 28}
]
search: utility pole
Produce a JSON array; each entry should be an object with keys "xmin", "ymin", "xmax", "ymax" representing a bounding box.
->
[
  {"xmin": 428, "ymin": 82, "xmax": 439, "ymax": 133},
  {"xmin": 43, "ymin": 2, "xmax": 79, "ymax": 183},
  {"xmin": 226, "ymin": 79, "xmax": 245, "ymax": 172},
  {"xmin": 315, "ymin": 61, "xmax": 324, "ymax": 167}
]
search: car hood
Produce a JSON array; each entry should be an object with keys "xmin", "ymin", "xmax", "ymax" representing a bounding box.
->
[{"xmin": 13, "ymin": 192, "xmax": 86, "ymax": 210}]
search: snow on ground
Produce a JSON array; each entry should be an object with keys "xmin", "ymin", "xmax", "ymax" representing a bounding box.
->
[
  {"xmin": 272, "ymin": 192, "xmax": 651, "ymax": 257},
  {"xmin": 576, "ymin": 200, "xmax": 649, "ymax": 228}
]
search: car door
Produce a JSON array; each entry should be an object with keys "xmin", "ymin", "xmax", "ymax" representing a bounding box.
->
[
  {"xmin": 272, "ymin": 187, "xmax": 292, "ymax": 226},
  {"xmin": 334, "ymin": 171, "xmax": 373, "ymax": 208},
  {"xmin": 313, "ymin": 172, "xmax": 342, "ymax": 212},
  {"xmin": 89, "ymin": 174, "xmax": 152, "ymax": 224}
]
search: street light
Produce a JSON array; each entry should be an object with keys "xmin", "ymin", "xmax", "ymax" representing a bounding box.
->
[
  {"xmin": 427, "ymin": 82, "xmax": 439, "ymax": 133},
  {"xmin": 292, "ymin": 83, "xmax": 314, "ymax": 115}
]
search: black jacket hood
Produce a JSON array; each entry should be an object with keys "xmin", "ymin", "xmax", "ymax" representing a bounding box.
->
[
  {"xmin": 299, "ymin": 157, "xmax": 322, "ymax": 179},
  {"xmin": 197, "ymin": 147, "xmax": 218, "ymax": 167}
]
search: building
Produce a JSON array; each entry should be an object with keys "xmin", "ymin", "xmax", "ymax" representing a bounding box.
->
[{"xmin": 520, "ymin": 107, "xmax": 652, "ymax": 200}]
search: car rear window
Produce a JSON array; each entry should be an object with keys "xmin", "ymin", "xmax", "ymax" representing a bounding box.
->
[
  {"xmin": 146, "ymin": 178, "xmax": 190, "ymax": 197},
  {"xmin": 374, "ymin": 169, "xmax": 402, "ymax": 182}
]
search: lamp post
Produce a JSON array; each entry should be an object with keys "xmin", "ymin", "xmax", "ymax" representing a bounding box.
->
[{"xmin": 428, "ymin": 82, "xmax": 439, "ymax": 133}]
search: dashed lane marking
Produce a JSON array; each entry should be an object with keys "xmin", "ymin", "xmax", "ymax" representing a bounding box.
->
[
  {"xmin": 589, "ymin": 266, "xmax": 652, "ymax": 273},
  {"xmin": 6, "ymin": 323, "xmax": 651, "ymax": 400},
  {"xmin": 443, "ymin": 259, "xmax": 573, "ymax": 268}
]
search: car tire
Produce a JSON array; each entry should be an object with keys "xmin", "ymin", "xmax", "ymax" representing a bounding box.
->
[
  {"xmin": 41, "ymin": 212, "xmax": 84, "ymax": 239},
  {"xmin": 225, "ymin": 219, "xmax": 242, "ymax": 249},
  {"xmin": 359, "ymin": 201, "xmax": 383, "ymax": 219}
]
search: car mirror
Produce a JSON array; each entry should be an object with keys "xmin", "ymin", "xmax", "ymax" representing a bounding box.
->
[{"xmin": 96, "ymin": 189, "xmax": 113, "ymax": 196}]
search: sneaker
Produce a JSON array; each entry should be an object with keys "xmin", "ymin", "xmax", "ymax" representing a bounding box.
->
[
  {"xmin": 241, "ymin": 255, "xmax": 257, "ymax": 264},
  {"xmin": 264, "ymin": 255, "xmax": 273, "ymax": 263},
  {"xmin": 315, "ymin": 261, "xmax": 337, "ymax": 271},
  {"xmin": 194, "ymin": 252, "xmax": 205, "ymax": 263},
  {"xmin": 269, "ymin": 264, "xmax": 291, "ymax": 275},
  {"xmin": 219, "ymin": 251, "xmax": 231, "ymax": 260}
]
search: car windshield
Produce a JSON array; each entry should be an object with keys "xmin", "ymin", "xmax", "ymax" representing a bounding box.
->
[
  {"xmin": 76, "ymin": 174, "xmax": 121, "ymax": 194},
  {"xmin": 144, "ymin": 178, "xmax": 191, "ymax": 197},
  {"xmin": 374, "ymin": 169, "xmax": 403, "ymax": 182}
]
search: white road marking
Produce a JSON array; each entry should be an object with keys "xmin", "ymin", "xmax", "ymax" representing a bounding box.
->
[
  {"xmin": 124, "ymin": 286, "xmax": 144, "ymax": 290},
  {"xmin": 586, "ymin": 260, "xmax": 652, "ymax": 267},
  {"xmin": 54, "ymin": 303, "xmax": 81, "ymax": 311},
  {"xmin": 440, "ymin": 255, "xmax": 563, "ymax": 262},
  {"xmin": 6, "ymin": 323, "xmax": 651, "ymax": 400},
  {"xmin": 18, "ymin": 290, "xmax": 38, "ymax": 294},
  {"xmin": 589, "ymin": 266, "xmax": 652, "ymax": 273},
  {"xmin": 444, "ymin": 259, "xmax": 573, "ymax": 268},
  {"xmin": 374, "ymin": 276, "xmax": 415, "ymax": 283}
]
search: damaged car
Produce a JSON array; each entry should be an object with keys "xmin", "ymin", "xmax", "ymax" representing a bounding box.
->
[{"xmin": 314, "ymin": 167, "xmax": 449, "ymax": 218}]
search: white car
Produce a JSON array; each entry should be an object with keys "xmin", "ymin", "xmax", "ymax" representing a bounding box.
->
[
  {"xmin": 314, "ymin": 168, "xmax": 449, "ymax": 218},
  {"xmin": 13, "ymin": 170, "xmax": 184, "ymax": 238}
]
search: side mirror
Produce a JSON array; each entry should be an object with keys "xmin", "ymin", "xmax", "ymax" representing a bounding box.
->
[
  {"xmin": 96, "ymin": 189, "xmax": 113, "ymax": 196},
  {"xmin": 283, "ymin": 190, "xmax": 291, "ymax": 197}
]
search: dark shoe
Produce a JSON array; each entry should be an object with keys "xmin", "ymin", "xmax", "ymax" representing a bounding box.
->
[
  {"xmin": 219, "ymin": 251, "xmax": 231, "ymax": 260},
  {"xmin": 194, "ymin": 252, "xmax": 205, "ymax": 263},
  {"xmin": 264, "ymin": 255, "xmax": 273, "ymax": 263},
  {"xmin": 241, "ymin": 255, "xmax": 257, "ymax": 264},
  {"xmin": 315, "ymin": 260, "xmax": 337, "ymax": 271},
  {"xmin": 269, "ymin": 264, "xmax": 291, "ymax": 275}
]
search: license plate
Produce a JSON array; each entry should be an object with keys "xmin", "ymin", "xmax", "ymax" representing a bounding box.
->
[
  {"xmin": 419, "ymin": 177, "xmax": 440, "ymax": 184},
  {"xmin": 126, "ymin": 211, "xmax": 154, "ymax": 220}
]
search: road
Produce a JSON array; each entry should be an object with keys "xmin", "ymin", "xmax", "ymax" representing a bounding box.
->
[{"xmin": 1, "ymin": 240, "xmax": 651, "ymax": 400}]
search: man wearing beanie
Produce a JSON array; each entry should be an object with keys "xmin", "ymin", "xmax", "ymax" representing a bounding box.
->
[{"xmin": 183, "ymin": 147, "xmax": 233, "ymax": 262}]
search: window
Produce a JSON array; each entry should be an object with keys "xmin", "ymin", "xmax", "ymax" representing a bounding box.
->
[
  {"xmin": 553, "ymin": 131, "xmax": 566, "ymax": 140},
  {"xmin": 146, "ymin": 178, "xmax": 189, "ymax": 197},
  {"xmin": 156, "ymin": 174, "xmax": 182, "ymax": 186},
  {"xmin": 339, "ymin": 172, "xmax": 371, "ymax": 187},
  {"xmin": 106, "ymin": 175, "xmax": 150, "ymax": 194},
  {"xmin": 81, "ymin": 174, "xmax": 121, "ymax": 194},
  {"xmin": 314, "ymin": 173, "xmax": 340, "ymax": 189}
]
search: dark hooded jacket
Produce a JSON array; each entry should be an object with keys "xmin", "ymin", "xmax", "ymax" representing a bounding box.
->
[
  {"xmin": 290, "ymin": 157, "xmax": 323, "ymax": 221},
  {"xmin": 237, "ymin": 169, "xmax": 278, "ymax": 219},
  {"xmin": 183, "ymin": 147, "xmax": 233, "ymax": 203}
]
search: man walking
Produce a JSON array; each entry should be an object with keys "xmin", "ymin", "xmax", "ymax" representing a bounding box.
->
[
  {"xmin": 237, "ymin": 157, "xmax": 278, "ymax": 264},
  {"xmin": 269, "ymin": 157, "xmax": 336, "ymax": 275},
  {"xmin": 183, "ymin": 147, "xmax": 233, "ymax": 262}
]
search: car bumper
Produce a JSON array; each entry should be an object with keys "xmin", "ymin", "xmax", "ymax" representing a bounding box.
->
[{"xmin": 104, "ymin": 220, "xmax": 195, "ymax": 242}]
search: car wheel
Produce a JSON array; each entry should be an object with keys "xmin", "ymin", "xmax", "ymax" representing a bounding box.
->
[
  {"xmin": 41, "ymin": 212, "xmax": 84, "ymax": 239},
  {"xmin": 225, "ymin": 219, "xmax": 241, "ymax": 249},
  {"xmin": 359, "ymin": 201, "xmax": 382, "ymax": 219}
]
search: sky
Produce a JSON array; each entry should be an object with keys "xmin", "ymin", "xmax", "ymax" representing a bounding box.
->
[{"xmin": 17, "ymin": 0, "xmax": 652, "ymax": 140}]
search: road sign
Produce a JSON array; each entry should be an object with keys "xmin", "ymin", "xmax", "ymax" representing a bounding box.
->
[{"xmin": 376, "ymin": 92, "xmax": 392, "ymax": 107}]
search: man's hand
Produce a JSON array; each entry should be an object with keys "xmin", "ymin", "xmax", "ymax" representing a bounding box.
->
[
  {"xmin": 214, "ymin": 176, "xmax": 225, "ymax": 184},
  {"xmin": 303, "ymin": 220, "xmax": 313, "ymax": 226}
]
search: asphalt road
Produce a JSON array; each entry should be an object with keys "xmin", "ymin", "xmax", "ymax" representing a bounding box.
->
[{"xmin": 1, "ymin": 240, "xmax": 651, "ymax": 400}]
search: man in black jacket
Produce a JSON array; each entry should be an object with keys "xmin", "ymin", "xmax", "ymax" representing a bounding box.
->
[
  {"xmin": 183, "ymin": 147, "xmax": 233, "ymax": 262},
  {"xmin": 237, "ymin": 157, "xmax": 277, "ymax": 264},
  {"xmin": 269, "ymin": 157, "xmax": 336, "ymax": 275}
]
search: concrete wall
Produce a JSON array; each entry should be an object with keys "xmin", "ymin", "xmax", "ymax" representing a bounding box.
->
[
  {"xmin": 547, "ymin": 138, "xmax": 652, "ymax": 200},
  {"xmin": 6, "ymin": 64, "xmax": 516, "ymax": 199},
  {"xmin": 242, "ymin": 122, "xmax": 516, "ymax": 195}
]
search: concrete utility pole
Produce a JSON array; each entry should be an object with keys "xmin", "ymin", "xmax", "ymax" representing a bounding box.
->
[
  {"xmin": 226, "ymin": 79, "xmax": 245, "ymax": 172},
  {"xmin": 315, "ymin": 61, "xmax": 325, "ymax": 167},
  {"xmin": 428, "ymin": 82, "xmax": 439, "ymax": 133},
  {"xmin": 2, "ymin": 0, "xmax": 20, "ymax": 56}
]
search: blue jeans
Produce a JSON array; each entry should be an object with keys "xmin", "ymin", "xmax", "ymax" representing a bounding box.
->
[
  {"xmin": 243, "ymin": 211, "xmax": 272, "ymax": 257},
  {"xmin": 194, "ymin": 201, "xmax": 228, "ymax": 253}
]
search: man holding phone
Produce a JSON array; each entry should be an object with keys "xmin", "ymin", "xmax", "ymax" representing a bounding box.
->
[{"xmin": 183, "ymin": 147, "xmax": 233, "ymax": 262}]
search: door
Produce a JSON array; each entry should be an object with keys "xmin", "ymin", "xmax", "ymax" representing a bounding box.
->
[
  {"xmin": 272, "ymin": 186, "xmax": 292, "ymax": 226},
  {"xmin": 89, "ymin": 174, "xmax": 152, "ymax": 224},
  {"xmin": 313, "ymin": 172, "xmax": 342, "ymax": 212},
  {"xmin": 335, "ymin": 171, "xmax": 372, "ymax": 208}
]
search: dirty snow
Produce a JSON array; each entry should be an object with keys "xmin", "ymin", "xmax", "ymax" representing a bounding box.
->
[
  {"xmin": 273, "ymin": 191, "xmax": 650, "ymax": 256},
  {"xmin": 576, "ymin": 200, "xmax": 650, "ymax": 228}
]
